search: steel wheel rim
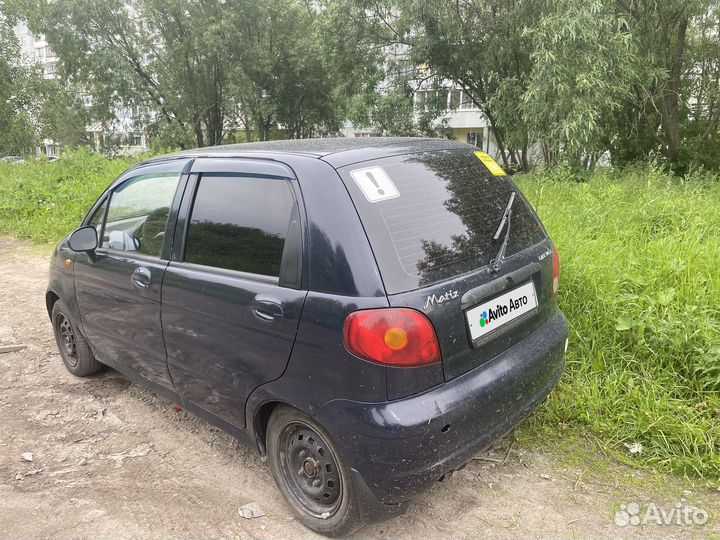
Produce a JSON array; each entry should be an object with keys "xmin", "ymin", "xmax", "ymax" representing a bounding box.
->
[
  {"xmin": 278, "ymin": 421, "xmax": 343, "ymax": 518},
  {"xmin": 57, "ymin": 314, "xmax": 78, "ymax": 367}
]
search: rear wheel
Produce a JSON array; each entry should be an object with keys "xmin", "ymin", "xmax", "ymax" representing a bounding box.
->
[
  {"xmin": 51, "ymin": 300, "xmax": 102, "ymax": 377},
  {"xmin": 266, "ymin": 405, "xmax": 363, "ymax": 536}
]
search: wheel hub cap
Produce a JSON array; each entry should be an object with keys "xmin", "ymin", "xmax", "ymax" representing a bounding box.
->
[{"xmin": 302, "ymin": 459, "xmax": 317, "ymax": 477}]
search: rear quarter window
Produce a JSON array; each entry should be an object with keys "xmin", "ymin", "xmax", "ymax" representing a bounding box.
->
[{"xmin": 339, "ymin": 149, "xmax": 546, "ymax": 293}]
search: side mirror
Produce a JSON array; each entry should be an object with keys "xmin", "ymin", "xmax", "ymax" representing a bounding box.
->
[{"xmin": 68, "ymin": 226, "xmax": 98, "ymax": 252}]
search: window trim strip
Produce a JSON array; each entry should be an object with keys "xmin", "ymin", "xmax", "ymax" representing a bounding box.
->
[{"xmin": 168, "ymin": 260, "xmax": 280, "ymax": 285}]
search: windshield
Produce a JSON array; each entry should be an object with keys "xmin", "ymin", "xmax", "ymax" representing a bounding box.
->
[{"xmin": 339, "ymin": 148, "xmax": 546, "ymax": 294}]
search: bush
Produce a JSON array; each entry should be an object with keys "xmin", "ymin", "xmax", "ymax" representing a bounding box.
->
[{"xmin": 516, "ymin": 163, "xmax": 720, "ymax": 478}]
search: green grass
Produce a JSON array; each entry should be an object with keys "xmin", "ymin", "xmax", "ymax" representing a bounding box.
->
[
  {"xmin": 0, "ymin": 149, "xmax": 144, "ymax": 242},
  {"xmin": 0, "ymin": 153, "xmax": 718, "ymax": 480},
  {"xmin": 516, "ymin": 164, "xmax": 720, "ymax": 481}
]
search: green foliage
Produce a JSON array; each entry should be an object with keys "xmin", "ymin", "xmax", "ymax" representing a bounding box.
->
[
  {"xmin": 0, "ymin": 4, "xmax": 93, "ymax": 153},
  {"xmin": 348, "ymin": 84, "xmax": 417, "ymax": 136},
  {"xmin": 347, "ymin": 78, "xmax": 450, "ymax": 137},
  {"xmin": 39, "ymin": 82, "xmax": 91, "ymax": 147},
  {"xmin": 11, "ymin": 0, "xmax": 382, "ymax": 146},
  {"xmin": 522, "ymin": 0, "xmax": 636, "ymax": 163},
  {"xmin": 394, "ymin": 0, "xmax": 540, "ymax": 168},
  {"xmin": 0, "ymin": 149, "xmax": 142, "ymax": 241},
  {"xmin": 357, "ymin": 0, "xmax": 720, "ymax": 171},
  {"xmin": 517, "ymin": 165, "xmax": 720, "ymax": 478},
  {"xmin": 0, "ymin": 13, "xmax": 43, "ymax": 155}
]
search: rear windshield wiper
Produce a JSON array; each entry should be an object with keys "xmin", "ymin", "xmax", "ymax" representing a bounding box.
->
[{"xmin": 489, "ymin": 191, "xmax": 516, "ymax": 273}]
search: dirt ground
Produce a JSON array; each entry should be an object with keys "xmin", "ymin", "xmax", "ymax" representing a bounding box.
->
[{"xmin": 0, "ymin": 236, "xmax": 717, "ymax": 539}]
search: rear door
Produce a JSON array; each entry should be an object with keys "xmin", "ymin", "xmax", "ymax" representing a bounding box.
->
[
  {"xmin": 161, "ymin": 158, "xmax": 306, "ymax": 428},
  {"xmin": 74, "ymin": 160, "xmax": 190, "ymax": 390},
  {"xmin": 338, "ymin": 148, "xmax": 555, "ymax": 381}
]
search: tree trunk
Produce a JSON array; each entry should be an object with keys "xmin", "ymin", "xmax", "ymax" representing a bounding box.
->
[
  {"xmin": 194, "ymin": 117, "xmax": 204, "ymax": 148},
  {"xmin": 659, "ymin": 14, "xmax": 688, "ymax": 165},
  {"xmin": 520, "ymin": 141, "xmax": 529, "ymax": 172},
  {"xmin": 484, "ymin": 112, "xmax": 509, "ymax": 167}
]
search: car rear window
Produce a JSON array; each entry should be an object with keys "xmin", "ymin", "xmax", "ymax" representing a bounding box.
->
[{"xmin": 339, "ymin": 149, "xmax": 546, "ymax": 294}]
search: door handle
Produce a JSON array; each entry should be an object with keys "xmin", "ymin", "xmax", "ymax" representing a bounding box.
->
[
  {"xmin": 131, "ymin": 266, "xmax": 152, "ymax": 289},
  {"xmin": 252, "ymin": 298, "xmax": 284, "ymax": 323}
]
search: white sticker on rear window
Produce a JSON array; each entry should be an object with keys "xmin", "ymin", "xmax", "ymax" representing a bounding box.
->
[{"xmin": 350, "ymin": 166, "xmax": 399, "ymax": 203}]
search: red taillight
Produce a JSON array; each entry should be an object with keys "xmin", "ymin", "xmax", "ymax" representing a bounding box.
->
[
  {"xmin": 343, "ymin": 308, "xmax": 441, "ymax": 367},
  {"xmin": 552, "ymin": 247, "xmax": 560, "ymax": 296}
]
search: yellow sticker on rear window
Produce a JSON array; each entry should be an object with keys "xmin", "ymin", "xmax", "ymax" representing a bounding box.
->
[{"xmin": 474, "ymin": 151, "xmax": 506, "ymax": 176}]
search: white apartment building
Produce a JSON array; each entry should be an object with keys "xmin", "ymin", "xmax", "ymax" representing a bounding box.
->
[
  {"xmin": 413, "ymin": 86, "xmax": 498, "ymax": 155},
  {"xmin": 13, "ymin": 21, "xmax": 149, "ymax": 156},
  {"xmin": 15, "ymin": 20, "xmax": 58, "ymax": 80}
]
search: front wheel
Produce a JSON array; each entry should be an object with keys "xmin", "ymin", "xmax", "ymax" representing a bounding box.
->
[
  {"xmin": 266, "ymin": 405, "xmax": 363, "ymax": 536},
  {"xmin": 51, "ymin": 300, "xmax": 103, "ymax": 377}
]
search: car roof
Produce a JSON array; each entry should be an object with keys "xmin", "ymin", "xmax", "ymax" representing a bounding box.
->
[{"xmin": 142, "ymin": 137, "xmax": 473, "ymax": 169}]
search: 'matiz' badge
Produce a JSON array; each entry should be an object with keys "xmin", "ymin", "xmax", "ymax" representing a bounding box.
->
[
  {"xmin": 475, "ymin": 151, "xmax": 507, "ymax": 176},
  {"xmin": 350, "ymin": 166, "xmax": 399, "ymax": 203}
]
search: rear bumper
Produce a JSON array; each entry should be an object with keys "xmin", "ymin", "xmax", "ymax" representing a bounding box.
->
[{"xmin": 314, "ymin": 309, "xmax": 568, "ymax": 505}]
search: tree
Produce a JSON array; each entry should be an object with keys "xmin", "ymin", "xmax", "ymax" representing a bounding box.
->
[
  {"xmin": 521, "ymin": 0, "xmax": 637, "ymax": 167},
  {"xmin": 343, "ymin": 0, "xmax": 720, "ymax": 171},
  {"xmin": 39, "ymin": 82, "xmax": 91, "ymax": 148},
  {"xmin": 612, "ymin": 0, "xmax": 720, "ymax": 171},
  {"xmin": 12, "ymin": 0, "xmax": 385, "ymax": 147},
  {"xmin": 0, "ymin": 12, "xmax": 42, "ymax": 155},
  {"xmin": 392, "ymin": 0, "xmax": 543, "ymax": 169}
]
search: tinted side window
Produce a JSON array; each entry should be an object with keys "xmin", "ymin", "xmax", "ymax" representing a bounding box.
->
[
  {"xmin": 102, "ymin": 173, "xmax": 181, "ymax": 257},
  {"xmin": 184, "ymin": 175, "xmax": 295, "ymax": 277}
]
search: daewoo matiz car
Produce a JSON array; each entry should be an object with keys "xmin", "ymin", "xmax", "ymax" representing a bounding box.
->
[{"xmin": 47, "ymin": 138, "xmax": 568, "ymax": 536}]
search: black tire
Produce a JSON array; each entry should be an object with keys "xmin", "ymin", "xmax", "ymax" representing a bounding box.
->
[
  {"xmin": 266, "ymin": 405, "xmax": 363, "ymax": 537},
  {"xmin": 51, "ymin": 300, "xmax": 103, "ymax": 377}
]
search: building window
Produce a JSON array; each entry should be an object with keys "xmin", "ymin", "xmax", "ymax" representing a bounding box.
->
[
  {"xmin": 414, "ymin": 91, "xmax": 427, "ymax": 111},
  {"xmin": 449, "ymin": 89, "xmax": 462, "ymax": 110},
  {"xmin": 131, "ymin": 134, "xmax": 143, "ymax": 147},
  {"xmin": 436, "ymin": 89, "xmax": 449, "ymax": 111},
  {"xmin": 45, "ymin": 63, "xmax": 57, "ymax": 76},
  {"xmin": 396, "ymin": 57, "xmax": 413, "ymax": 77},
  {"xmin": 458, "ymin": 92, "xmax": 479, "ymax": 110},
  {"xmin": 466, "ymin": 131, "xmax": 484, "ymax": 148}
]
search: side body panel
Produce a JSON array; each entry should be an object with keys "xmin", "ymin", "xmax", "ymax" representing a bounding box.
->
[
  {"xmin": 47, "ymin": 239, "xmax": 80, "ymax": 322},
  {"xmin": 162, "ymin": 158, "xmax": 308, "ymax": 429},
  {"xmin": 245, "ymin": 156, "xmax": 390, "ymax": 429},
  {"xmin": 75, "ymin": 251, "xmax": 171, "ymax": 386}
]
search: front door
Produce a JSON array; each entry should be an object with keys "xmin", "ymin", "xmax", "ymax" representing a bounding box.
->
[
  {"xmin": 74, "ymin": 160, "xmax": 190, "ymax": 390},
  {"xmin": 161, "ymin": 159, "xmax": 307, "ymax": 427}
]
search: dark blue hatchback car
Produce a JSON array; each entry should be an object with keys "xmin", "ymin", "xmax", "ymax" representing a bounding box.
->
[{"xmin": 47, "ymin": 138, "xmax": 567, "ymax": 536}]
